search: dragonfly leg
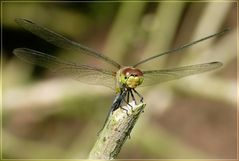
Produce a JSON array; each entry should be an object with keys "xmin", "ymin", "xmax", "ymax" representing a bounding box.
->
[
  {"xmin": 122, "ymin": 91, "xmax": 133, "ymax": 108},
  {"xmin": 124, "ymin": 91, "xmax": 134, "ymax": 112},
  {"xmin": 120, "ymin": 105, "xmax": 130, "ymax": 116},
  {"xmin": 118, "ymin": 90, "xmax": 130, "ymax": 115},
  {"xmin": 130, "ymin": 89, "xmax": 137, "ymax": 105},
  {"xmin": 126, "ymin": 91, "xmax": 130, "ymax": 104},
  {"xmin": 133, "ymin": 89, "xmax": 143, "ymax": 103}
]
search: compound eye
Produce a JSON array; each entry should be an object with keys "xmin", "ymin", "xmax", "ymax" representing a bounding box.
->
[{"xmin": 125, "ymin": 76, "xmax": 127, "ymax": 79}]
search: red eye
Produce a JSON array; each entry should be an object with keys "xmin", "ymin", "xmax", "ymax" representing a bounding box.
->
[{"xmin": 122, "ymin": 67, "xmax": 143, "ymax": 77}]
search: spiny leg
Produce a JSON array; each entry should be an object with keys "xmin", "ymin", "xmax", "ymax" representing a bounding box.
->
[
  {"xmin": 120, "ymin": 90, "xmax": 130, "ymax": 116},
  {"xmin": 130, "ymin": 89, "xmax": 137, "ymax": 105},
  {"xmin": 122, "ymin": 91, "xmax": 132, "ymax": 107},
  {"xmin": 132, "ymin": 89, "xmax": 144, "ymax": 113},
  {"xmin": 133, "ymin": 88, "xmax": 144, "ymax": 103},
  {"xmin": 120, "ymin": 105, "xmax": 130, "ymax": 116},
  {"xmin": 126, "ymin": 90, "xmax": 130, "ymax": 104},
  {"xmin": 125, "ymin": 90, "xmax": 134, "ymax": 111}
]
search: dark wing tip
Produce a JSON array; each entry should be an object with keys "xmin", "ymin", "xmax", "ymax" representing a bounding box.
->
[
  {"xmin": 223, "ymin": 28, "xmax": 231, "ymax": 33},
  {"xmin": 12, "ymin": 48, "xmax": 29, "ymax": 62},
  {"xmin": 15, "ymin": 18, "xmax": 34, "ymax": 25},
  {"xmin": 210, "ymin": 61, "xmax": 223, "ymax": 68},
  {"xmin": 13, "ymin": 48, "xmax": 22, "ymax": 56},
  {"xmin": 13, "ymin": 48, "xmax": 30, "ymax": 57}
]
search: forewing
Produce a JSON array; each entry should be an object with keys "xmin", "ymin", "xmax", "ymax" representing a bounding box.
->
[
  {"xmin": 142, "ymin": 62, "xmax": 222, "ymax": 86},
  {"xmin": 15, "ymin": 18, "xmax": 121, "ymax": 69},
  {"xmin": 13, "ymin": 48, "xmax": 116, "ymax": 89}
]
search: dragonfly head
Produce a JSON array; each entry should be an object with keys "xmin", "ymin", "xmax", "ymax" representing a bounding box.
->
[{"xmin": 118, "ymin": 67, "xmax": 144, "ymax": 89}]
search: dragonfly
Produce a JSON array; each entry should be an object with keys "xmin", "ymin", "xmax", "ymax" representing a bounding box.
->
[{"xmin": 13, "ymin": 18, "xmax": 227, "ymax": 130}]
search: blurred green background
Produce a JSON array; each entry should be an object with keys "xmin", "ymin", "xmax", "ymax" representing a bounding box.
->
[{"xmin": 1, "ymin": 1, "xmax": 237, "ymax": 159}]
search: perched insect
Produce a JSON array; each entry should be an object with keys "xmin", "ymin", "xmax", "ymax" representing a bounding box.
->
[{"xmin": 13, "ymin": 18, "xmax": 227, "ymax": 130}]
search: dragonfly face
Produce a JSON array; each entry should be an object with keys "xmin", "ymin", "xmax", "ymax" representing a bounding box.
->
[{"xmin": 117, "ymin": 67, "xmax": 144, "ymax": 89}]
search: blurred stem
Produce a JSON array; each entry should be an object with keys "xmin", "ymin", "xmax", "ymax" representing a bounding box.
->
[
  {"xmin": 2, "ymin": 130, "xmax": 66, "ymax": 158},
  {"xmin": 180, "ymin": 2, "xmax": 231, "ymax": 65},
  {"xmin": 88, "ymin": 102, "xmax": 146, "ymax": 159},
  {"xmin": 174, "ymin": 76, "xmax": 236, "ymax": 106},
  {"xmin": 103, "ymin": 2, "xmax": 146, "ymax": 64},
  {"xmin": 142, "ymin": 2, "xmax": 186, "ymax": 69}
]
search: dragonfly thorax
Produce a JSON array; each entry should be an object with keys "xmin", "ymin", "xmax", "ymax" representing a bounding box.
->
[{"xmin": 117, "ymin": 67, "xmax": 144, "ymax": 90}]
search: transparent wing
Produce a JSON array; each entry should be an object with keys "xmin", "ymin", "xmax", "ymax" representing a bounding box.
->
[
  {"xmin": 13, "ymin": 48, "xmax": 116, "ymax": 90},
  {"xmin": 142, "ymin": 62, "xmax": 222, "ymax": 86},
  {"xmin": 15, "ymin": 18, "xmax": 121, "ymax": 69},
  {"xmin": 133, "ymin": 29, "xmax": 228, "ymax": 67}
]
